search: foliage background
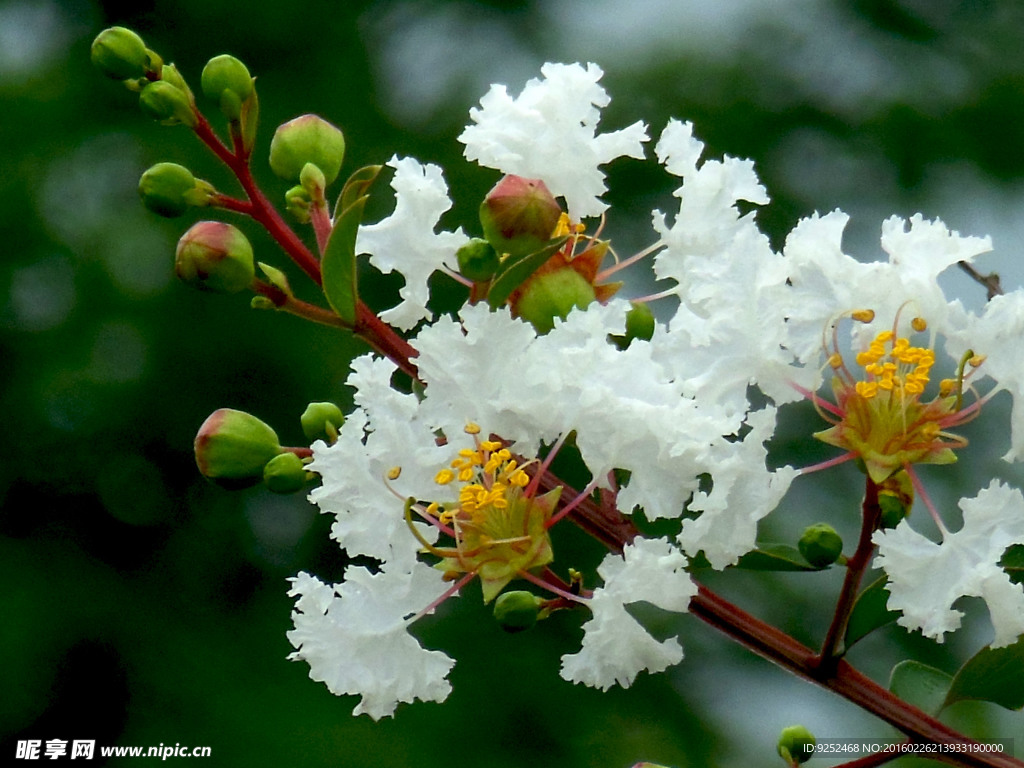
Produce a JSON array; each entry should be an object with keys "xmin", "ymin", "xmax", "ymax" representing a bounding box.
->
[{"xmin": 2, "ymin": 0, "xmax": 1023, "ymax": 765}]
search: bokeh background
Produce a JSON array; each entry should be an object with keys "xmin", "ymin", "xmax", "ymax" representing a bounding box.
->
[{"xmin": 3, "ymin": 0, "xmax": 1024, "ymax": 766}]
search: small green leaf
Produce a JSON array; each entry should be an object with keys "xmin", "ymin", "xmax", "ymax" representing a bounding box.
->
[
  {"xmin": 733, "ymin": 544, "xmax": 819, "ymax": 572},
  {"xmin": 258, "ymin": 261, "xmax": 293, "ymax": 298},
  {"xmin": 321, "ymin": 196, "xmax": 367, "ymax": 325},
  {"xmin": 889, "ymin": 660, "xmax": 952, "ymax": 716},
  {"xmin": 844, "ymin": 575, "xmax": 899, "ymax": 648},
  {"xmin": 487, "ymin": 236, "xmax": 568, "ymax": 309},
  {"xmin": 945, "ymin": 636, "xmax": 1024, "ymax": 711},
  {"xmin": 334, "ymin": 164, "xmax": 383, "ymax": 219},
  {"xmin": 240, "ymin": 87, "xmax": 259, "ymax": 154},
  {"xmin": 999, "ymin": 543, "xmax": 1024, "ymax": 585}
]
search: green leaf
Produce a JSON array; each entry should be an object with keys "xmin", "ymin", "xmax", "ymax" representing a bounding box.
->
[
  {"xmin": 733, "ymin": 544, "xmax": 820, "ymax": 572},
  {"xmin": 999, "ymin": 543, "xmax": 1024, "ymax": 585},
  {"xmin": 844, "ymin": 575, "xmax": 899, "ymax": 648},
  {"xmin": 321, "ymin": 196, "xmax": 367, "ymax": 325},
  {"xmin": 257, "ymin": 261, "xmax": 293, "ymax": 298},
  {"xmin": 889, "ymin": 660, "xmax": 953, "ymax": 716},
  {"xmin": 334, "ymin": 164, "xmax": 383, "ymax": 219},
  {"xmin": 487, "ymin": 236, "xmax": 568, "ymax": 309},
  {"xmin": 945, "ymin": 636, "xmax": 1024, "ymax": 711}
]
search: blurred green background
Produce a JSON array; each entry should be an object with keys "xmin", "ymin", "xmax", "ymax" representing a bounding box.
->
[{"xmin": 3, "ymin": 0, "xmax": 1024, "ymax": 766}]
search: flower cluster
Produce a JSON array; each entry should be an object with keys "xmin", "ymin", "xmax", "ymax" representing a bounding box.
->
[{"xmin": 287, "ymin": 61, "xmax": 1024, "ymax": 718}]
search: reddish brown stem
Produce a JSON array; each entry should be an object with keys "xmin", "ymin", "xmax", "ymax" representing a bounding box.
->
[{"xmin": 814, "ymin": 476, "xmax": 882, "ymax": 673}]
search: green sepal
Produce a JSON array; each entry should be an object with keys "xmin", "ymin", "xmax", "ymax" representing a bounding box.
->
[
  {"xmin": 487, "ymin": 236, "xmax": 568, "ymax": 309},
  {"xmin": 999, "ymin": 543, "xmax": 1024, "ymax": 585},
  {"xmin": 258, "ymin": 262, "xmax": 294, "ymax": 300},
  {"xmin": 844, "ymin": 575, "xmax": 899, "ymax": 648},
  {"xmin": 321, "ymin": 195, "xmax": 367, "ymax": 325},
  {"xmin": 944, "ymin": 636, "xmax": 1024, "ymax": 711},
  {"xmin": 334, "ymin": 165, "xmax": 384, "ymax": 220},
  {"xmin": 889, "ymin": 660, "xmax": 952, "ymax": 716}
]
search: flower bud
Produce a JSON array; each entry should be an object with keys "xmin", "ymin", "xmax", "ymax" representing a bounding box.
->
[
  {"xmin": 284, "ymin": 185, "xmax": 312, "ymax": 223},
  {"xmin": 200, "ymin": 54, "xmax": 254, "ymax": 121},
  {"xmin": 139, "ymin": 80, "xmax": 197, "ymax": 127},
  {"xmin": 493, "ymin": 590, "xmax": 543, "ymax": 633},
  {"xmin": 515, "ymin": 267, "xmax": 596, "ymax": 334},
  {"xmin": 138, "ymin": 162, "xmax": 214, "ymax": 217},
  {"xmin": 777, "ymin": 725, "xmax": 816, "ymax": 765},
  {"xmin": 194, "ymin": 409, "xmax": 282, "ymax": 488},
  {"xmin": 300, "ymin": 402, "xmax": 345, "ymax": 444},
  {"xmin": 90, "ymin": 27, "xmax": 159, "ymax": 80},
  {"xmin": 263, "ymin": 452, "xmax": 309, "ymax": 494},
  {"xmin": 175, "ymin": 221, "xmax": 255, "ymax": 293},
  {"xmin": 456, "ymin": 238, "xmax": 500, "ymax": 282},
  {"xmin": 479, "ymin": 175, "xmax": 562, "ymax": 259},
  {"xmin": 798, "ymin": 523, "xmax": 844, "ymax": 568},
  {"xmin": 269, "ymin": 115, "xmax": 346, "ymax": 184},
  {"xmin": 878, "ymin": 470, "xmax": 914, "ymax": 529}
]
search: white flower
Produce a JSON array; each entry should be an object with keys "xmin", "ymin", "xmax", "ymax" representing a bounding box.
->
[
  {"xmin": 678, "ymin": 407, "xmax": 798, "ymax": 569},
  {"xmin": 459, "ymin": 62, "xmax": 648, "ymax": 221},
  {"xmin": 355, "ymin": 156, "xmax": 469, "ymax": 330},
  {"xmin": 286, "ymin": 563, "xmax": 457, "ymax": 719},
  {"xmin": 873, "ymin": 480, "xmax": 1024, "ymax": 648},
  {"xmin": 782, "ymin": 211, "xmax": 991, "ymax": 366},
  {"xmin": 953, "ymin": 289, "xmax": 1024, "ymax": 461},
  {"xmin": 306, "ymin": 355, "xmax": 449, "ymax": 569},
  {"xmin": 560, "ymin": 537, "xmax": 697, "ymax": 689}
]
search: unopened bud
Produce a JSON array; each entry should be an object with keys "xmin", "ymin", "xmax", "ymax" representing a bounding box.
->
[
  {"xmin": 479, "ymin": 175, "xmax": 562, "ymax": 258},
  {"xmin": 263, "ymin": 452, "xmax": 309, "ymax": 494},
  {"xmin": 284, "ymin": 185, "xmax": 312, "ymax": 223},
  {"xmin": 878, "ymin": 470, "xmax": 914, "ymax": 529},
  {"xmin": 139, "ymin": 79, "xmax": 197, "ymax": 127},
  {"xmin": 139, "ymin": 163, "xmax": 214, "ymax": 217},
  {"xmin": 300, "ymin": 402, "xmax": 345, "ymax": 444},
  {"xmin": 456, "ymin": 238, "xmax": 500, "ymax": 282},
  {"xmin": 777, "ymin": 725, "xmax": 816, "ymax": 765},
  {"xmin": 200, "ymin": 54, "xmax": 254, "ymax": 121},
  {"xmin": 269, "ymin": 114, "xmax": 346, "ymax": 184},
  {"xmin": 91, "ymin": 26, "xmax": 159, "ymax": 80},
  {"xmin": 798, "ymin": 523, "xmax": 844, "ymax": 568},
  {"xmin": 493, "ymin": 590, "xmax": 543, "ymax": 633},
  {"xmin": 175, "ymin": 221, "xmax": 255, "ymax": 293},
  {"xmin": 194, "ymin": 409, "xmax": 282, "ymax": 488}
]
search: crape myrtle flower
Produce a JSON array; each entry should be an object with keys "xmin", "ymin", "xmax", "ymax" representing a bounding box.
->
[{"xmin": 459, "ymin": 62, "xmax": 649, "ymax": 221}]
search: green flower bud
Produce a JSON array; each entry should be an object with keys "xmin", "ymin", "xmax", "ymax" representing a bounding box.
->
[
  {"xmin": 263, "ymin": 452, "xmax": 309, "ymax": 494},
  {"xmin": 456, "ymin": 238, "xmax": 500, "ymax": 282},
  {"xmin": 139, "ymin": 80, "xmax": 197, "ymax": 127},
  {"xmin": 493, "ymin": 590, "xmax": 543, "ymax": 633},
  {"xmin": 138, "ymin": 162, "xmax": 214, "ymax": 217},
  {"xmin": 300, "ymin": 402, "xmax": 345, "ymax": 444},
  {"xmin": 515, "ymin": 267, "xmax": 596, "ymax": 334},
  {"xmin": 625, "ymin": 301, "xmax": 656, "ymax": 342},
  {"xmin": 200, "ymin": 54, "xmax": 254, "ymax": 121},
  {"xmin": 798, "ymin": 523, "xmax": 844, "ymax": 568},
  {"xmin": 479, "ymin": 175, "xmax": 562, "ymax": 259},
  {"xmin": 284, "ymin": 185, "xmax": 312, "ymax": 223},
  {"xmin": 777, "ymin": 725, "xmax": 816, "ymax": 765},
  {"xmin": 175, "ymin": 221, "xmax": 255, "ymax": 293},
  {"xmin": 194, "ymin": 408, "xmax": 282, "ymax": 488},
  {"xmin": 90, "ymin": 27, "xmax": 159, "ymax": 80},
  {"xmin": 269, "ymin": 115, "xmax": 346, "ymax": 184},
  {"xmin": 878, "ymin": 470, "xmax": 914, "ymax": 529}
]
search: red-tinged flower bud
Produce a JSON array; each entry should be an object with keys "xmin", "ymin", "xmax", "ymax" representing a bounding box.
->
[
  {"xmin": 194, "ymin": 409, "xmax": 282, "ymax": 489},
  {"xmin": 91, "ymin": 26, "xmax": 160, "ymax": 80},
  {"xmin": 200, "ymin": 54, "xmax": 254, "ymax": 121},
  {"xmin": 175, "ymin": 221, "xmax": 255, "ymax": 293},
  {"xmin": 269, "ymin": 115, "xmax": 346, "ymax": 184},
  {"xmin": 479, "ymin": 175, "xmax": 562, "ymax": 259},
  {"xmin": 263, "ymin": 452, "xmax": 309, "ymax": 494}
]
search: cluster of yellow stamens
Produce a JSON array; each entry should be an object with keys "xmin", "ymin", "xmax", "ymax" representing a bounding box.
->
[{"xmin": 852, "ymin": 328, "xmax": 936, "ymax": 399}]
